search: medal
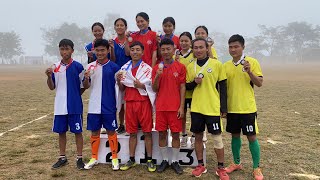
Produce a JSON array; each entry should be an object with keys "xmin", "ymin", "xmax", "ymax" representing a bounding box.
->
[
  {"xmin": 206, "ymin": 37, "xmax": 213, "ymax": 44},
  {"xmin": 158, "ymin": 63, "xmax": 164, "ymax": 69},
  {"xmin": 198, "ymin": 73, "xmax": 204, "ymax": 78}
]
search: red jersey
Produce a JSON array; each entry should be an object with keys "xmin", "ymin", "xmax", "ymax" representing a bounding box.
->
[
  {"xmin": 124, "ymin": 66, "xmax": 149, "ymax": 102},
  {"xmin": 152, "ymin": 61, "xmax": 186, "ymax": 111},
  {"xmin": 130, "ymin": 31, "xmax": 157, "ymax": 66}
]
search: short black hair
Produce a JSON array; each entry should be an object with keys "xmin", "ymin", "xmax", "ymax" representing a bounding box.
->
[
  {"xmin": 91, "ymin": 22, "xmax": 105, "ymax": 31},
  {"xmin": 94, "ymin": 39, "xmax": 109, "ymax": 49},
  {"xmin": 59, "ymin": 39, "xmax": 74, "ymax": 49},
  {"xmin": 195, "ymin": 26, "xmax": 208, "ymax": 35},
  {"xmin": 130, "ymin": 41, "xmax": 144, "ymax": 50},
  {"xmin": 192, "ymin": 38, "xmax": 209, "ymax": 49},
  {"xmin": 228, "ymin": 34, "xmax": 245, "ymax": 46},
  {"xmin": 179, "ymin": 31, "xmax": 192, "ymax": 41},
  {"xmin": 159, "ymin": 38, "xmax": 174, "ymax": 47},
  {"xmin": 162, "ymin": 17, "xmax": 175, "ymax": 27},
  {"xmin": 114, "ymin": 18, "xmax": 127, "ymax": 27}
]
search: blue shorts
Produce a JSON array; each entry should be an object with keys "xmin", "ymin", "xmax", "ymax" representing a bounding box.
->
[
  {"xmin": 87, "ymin": 113, "xmax": 118, "ymax": 131},
  {"xmin": 52, "ymin": 114, "xmax": 83, "ymax": 134}
]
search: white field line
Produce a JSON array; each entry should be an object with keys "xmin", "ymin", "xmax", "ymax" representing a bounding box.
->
[{"xmin": 0, "ymin": 99, "xmax": 90, "ymax": 137}]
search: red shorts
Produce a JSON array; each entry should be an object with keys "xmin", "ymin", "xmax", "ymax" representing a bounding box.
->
[
  {"xmin": 125, "ymin": 100, "xmax": 153, "ymax": 133},
  {"xmin": 155, "ymin": 111, "xmax": 182, "ymax": 133}
]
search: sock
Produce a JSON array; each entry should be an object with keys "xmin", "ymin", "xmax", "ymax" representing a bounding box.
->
[
  {"xmin": 59, "ymin": 155, "xmax": 66, "ymax": 160},
  {"xmin": 130, "ymin": 156, "xmax": 135, "ymax": 162},
  {"xmin": 218, "ymin": 162, "xmax": 224, "ymax": 169},
  {"xmin": 77, "ymin": 155, "xmax": 82, "ymax": 160},
  {"xmin": 90, "ymin": 135, "xmax": 100, "ymax": 159},
  {"xmin": 147, "ymin": 156, "xmax": 152, "ymax": 161},
  {"xmin": 108, "ymin": 133, "xmax": 118, "ymax": 159},
  {"xmin": 231, "ymin": 137, "xmax": 242, "ymax": 164},
  {"xmin": 182, "ymin": 134, "xmax": 187, "ymax": 137},
  {"xmin": 159, "ymin": 146, "xmax": 168, "ymax": 161},
  {"xmin": 198, "ymin": 159, "xmax": 204, "ymax": 166},
  {"xmin": 172, "ymin": 148, "xmax": 180, "ymax": 163},
  {"xmin": 249, "ymin": 139, "xmax": 261, "ymax": 169}
]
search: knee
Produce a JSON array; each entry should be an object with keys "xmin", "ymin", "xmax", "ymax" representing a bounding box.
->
[
  {"xmin": 195, "ymin": 132, "xmax": 203, "ymax": 141},
  {"xmin": 212, "ymin": 134, "xmax": 224, "ymax": 149},
  {"xmin": 130, "ymin": 133, "xmax": 137, "ymax": 138},
  {"xmin": 171, "ymin": 132, "xmax": 180, "ymax": 139},
  {"xmin": 247, "ymin": 135, "xmax": 256, "ymax": 142}
]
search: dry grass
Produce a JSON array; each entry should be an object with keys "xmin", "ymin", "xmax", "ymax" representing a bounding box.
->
[{"xmin": 0, "ymin": 63, "xmax": 319, "ymax": 180}]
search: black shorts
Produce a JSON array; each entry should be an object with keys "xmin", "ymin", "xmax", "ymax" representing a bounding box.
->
[
  {"xmin": 184, "ymin": 98, "xmax": 192, "ymax": 110},
  {"xmin": 190, "ymin": 112, "xmax": 222, "ymax": 134},
  {"xmin": 226, "ymin": 113, "xmax": 258, "ymax": 135}
]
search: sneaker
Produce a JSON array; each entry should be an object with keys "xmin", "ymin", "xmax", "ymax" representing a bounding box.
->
[
  {"xmin": 225, "ymin": 163, "xmax": 243, "ymax": 173},
  {"xmin": 171, "ymin": 161, "xmax": 183, "ymax": 175},
  {"xmin": 147, "ymin": 160, "xmax": 156, "ymax": 172},
  {"xmin": 84, "ymin": 158, "xmax": 98, "ymax": 169},
  {"xmin": 216, "ymin": 168, "xmax": 229, "ymax": 180},
  {"xmin": 76, "ymin": 158, "xmax": 85, "ymax": 170},
  {"xmin": 116, "ymin": 125, "xmax": 125, "ymax": 134},
  {"xmin": 190, "ymin": 136, "xmax": 195, "ymax": 149},
  {"xmin": 112, "ymin": 158, "xmax": 119, "ymax": 170},
  {"xmin": 100, "ymin": 128, "xmax": 107, "ymax": 134},
  {"xmin": 253, "ymin": 168, "xmax": 264, "ymax": 180},
  {"xmin": 120, "ymin": 159, "xmax": 136, "ymax": 171},
  {"xmin": 180, "ymin": 136, "xmax": 188, "ymax": 148},
  {"xmin": 52, "ymin": 157, "xmax": 68, "ymax": 169},
  {"xmin": 192, "ymin": 164, "xmax": 207, "ymax": 177},
  {"xmin": 157, "ymin": 160, "xmax": 169, "ymax": 173}
]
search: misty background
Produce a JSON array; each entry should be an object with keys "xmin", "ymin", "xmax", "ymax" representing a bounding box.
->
[{"xmin": 0, "ymin": 0, "xmax": 319, "ymax": 64}]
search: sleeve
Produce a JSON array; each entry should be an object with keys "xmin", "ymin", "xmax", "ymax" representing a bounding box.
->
[
  {"xmin": 179, "ymin": 65, "xmax": 186, "ymax": 84},
  {"xmin": 151, "ymin": 66, "xmax": 157, "ymax": 83},
  {"xmin": 79, "ymin": 64, "xmax": 85, "ymax": 88},
  {"xmin": 218, "ymin": 62, "xmax": 227, "ymax": 82},
  {"xmin": 252, "ymin": 60, "xmax": 263, "ymax": 77},
  {"xmin": 152, "ymin": 32, "xmax": 158, "ymax": 51},
  {"xmin": 218, "ymin": 80, "xmax": 227, "ymax": 113},
  {"xmin": 211, "ymin": 47, "xmax": 218, "ymax": 60}
]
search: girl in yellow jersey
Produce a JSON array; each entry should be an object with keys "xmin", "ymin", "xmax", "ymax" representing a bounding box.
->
[
  {"xmin": 178, "ymin": 32, "xmax": 195, "ymax": 148},
  {"xmin": 194, "ymin": 26, "xmax": 219, "ymax": 60}
]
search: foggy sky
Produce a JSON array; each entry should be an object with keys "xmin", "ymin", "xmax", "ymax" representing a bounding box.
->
[{"xmin": 0, "ymin": 0, "xmax": 319, "ymax": 56}]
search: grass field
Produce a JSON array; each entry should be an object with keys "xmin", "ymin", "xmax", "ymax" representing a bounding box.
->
[{"xmin": 0, "ymin": 63, "xmax": 319, "ymax": 180}]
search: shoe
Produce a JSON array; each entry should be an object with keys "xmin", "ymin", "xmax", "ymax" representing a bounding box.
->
[
  {"xmin": 100, "ymin": 128, "xmax": 107, "ymax": 134},
  {"xmin": 147, "ymin": 160, "xmax": 156, "ymax": 172},
  {"xmin": 112, "ymin": 158, "xmax": 119, "ymax": 170},
  {"xmin": 52, "ymin": 157, "xmax": 68, "ymax": 169},
  {"xmin": 84, "ymin": 158, "xmax": 98, "ymax": 169},
  {"xmin": 190, "ymin": 136, "xmax": 195, "ymax": 149},
  {"xmin": 225, "ymin": 163, "xmax": 243, "ymax": 173},
  {"xmin": 116, "ymin": 125, "xmax": 125, "ymax": 134},
  {"xmin": 192, "ymin": 164, "xmax": 207, "ymax": 177},
  {"xmin": 157, "ymin": 160, "xmax": 169, "ymax": 173},
  {"xmin": 216, "ymin": 168, "xmax": 229, "ymax": 180},
  {"xmin": 120, "ymin": 159, "xmax": 136, "ymax": 171},
  {"xmin": 76, "ymin": 158, "xmax": 85, "ymax": 170},
  {"xmin": 253, "ymin": 168, "xmax": 264, "ymax": 180},
  {"xmin": 171, "ymin": 161, "xmax": 183, "ymax": 175},
  {"xmin": 180, "ymin": 136, "xmax": 188, "ymax": 148}
]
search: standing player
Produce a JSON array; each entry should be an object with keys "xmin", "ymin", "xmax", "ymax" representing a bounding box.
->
[
  {"xmin": 194, "ymin": 26, "xmax": 219, "ymax": 61},
  {"xmin": 109, "ymin": 18, "xmax": 132, "ymax": 134},
  {"xmin": 152, "ymin": 38, "xmax": 186, "ymax": 175},
  {"xmin": 117, "ymin": 41, "xmax": 156, "ymax": 172},
  {"xmin": 125, "ymin": 12, "xmax": 157, "ymax": 67},
  {"xmin": 83, "ymin": 39, "xmax": 120, "ymax": 170},
  {"xmin": 85, "ymin": 22, "xmax": 105, "ymax": 64},
  {"xmin": 178, "ymin": 32, "xmax": 195, "ymax": 148},
  {"xmin": 157, "ymin": 17, "xmax": 181, "ymax": 63},
  {"xmin": 45, "ymin": 39, "xmax": 85, "ymax": 170},
  {"xmin": 224, "ymin": 34, "xmax": 264, "ymax": 180},
  {"xmin": 186, "ymin": 38, "xmax": 228, "ymax": 179}
]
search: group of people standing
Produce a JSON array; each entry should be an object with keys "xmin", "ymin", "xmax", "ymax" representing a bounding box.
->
[{"xmin": 45, "ymin": 11, "xmax": 264, "ymax": 180}]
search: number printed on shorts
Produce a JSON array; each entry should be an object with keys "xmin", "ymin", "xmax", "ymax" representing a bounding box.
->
[
  {"xmin": 75, "ymin": 123, "xmax": 80, "ymax": 130},
  {"xmin": 246, "ymin": 125, "xmax": 254, "ymax": 132},
  {"xmin": 112, "ymin": 120, "xmax": 116, "ymax": 127},
  {"xmin": 213, "ymin": 123, "xmax": 219, "ymax": 130}
]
